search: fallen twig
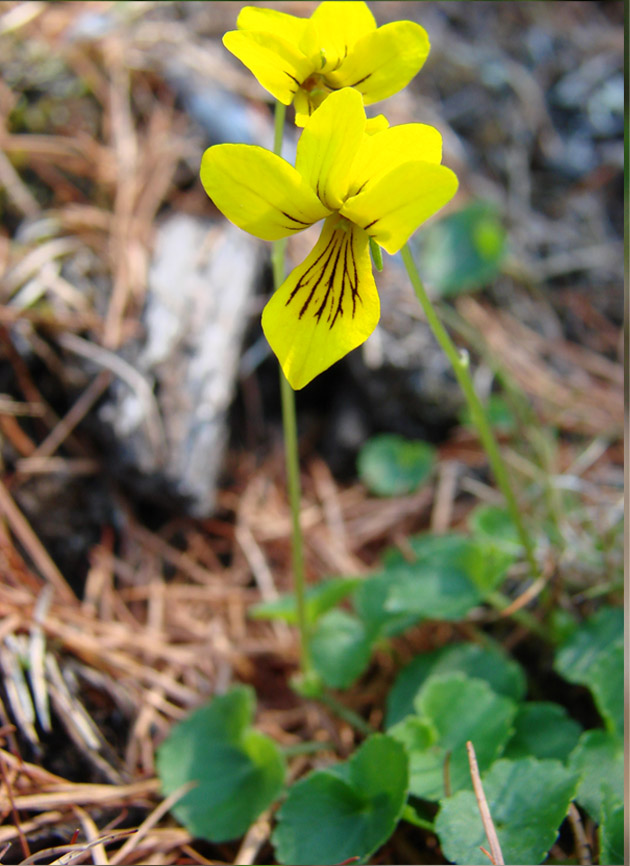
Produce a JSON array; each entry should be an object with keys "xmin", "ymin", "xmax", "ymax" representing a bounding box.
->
[{"xmin": 466, "ymin": 741, "xmax": 504, "ymax": 866}]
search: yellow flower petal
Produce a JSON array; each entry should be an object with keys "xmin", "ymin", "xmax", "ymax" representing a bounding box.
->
[
  {"xmin": 200, "ymin": 144, "xmax": 330, "ymax": 241},
  {"xmin": 371, "ymin": 123, "xmax": 443, "ymax": 166},
  {"xmin": 261, "ymin": 215, "xmax": 380, "ymax": 390},
  {"xmin": 303, "ymin": 1, "xmax": 376, "ymax": 69},
  {"xmin": 329, "ymin": 21, "xmax": 430, "ymax": 104},
  {"xmin": 236, "ymin": 6, "xmax": 307, "ymax": 45},
  {"xmin": 223, "ymin": 30, "xmax": 313, "ymax": 105},
  {"xmin": 295, "ymin": 88, "xmax": 365, "ymax": 210},
  {"xmin": 341, "ymin": 162, "xmax": 458, "ymax": 254},
  {"xmin": 348, "ymin": 123, "xmax": 444, "ymax": 196},
  {"xmin": 293, "ymin": 89, "xmax": 312, "ymax": 128},
  {"xmin": 365, "ymin": 114, "xmax": 390, "ymax": 134}
]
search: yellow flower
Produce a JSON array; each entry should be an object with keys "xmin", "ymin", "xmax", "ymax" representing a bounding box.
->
[
  {"xmin": 200, "ymin": 88, "xmax": 457, "ymax": 390},
  {"xmin": 223, "ymin": 1, "xmax": 430, "ymax": 126}
]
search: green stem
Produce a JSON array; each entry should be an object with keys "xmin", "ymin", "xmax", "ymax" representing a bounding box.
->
[
  {"xmin": 281, "ymin": 740, "xmax": 335, "ymax": 757},
  {"xmin": 271, "ymin": 101, "xmax": 311, "ymax": 674},
  {"xmin": 279, "ymin": 372, "xmax": 311, "ymax": 672},
  {"xmin": 401, "ymin": 804, "xmax": 435, "ymax": 832},
  {"xmin": 400, "ymin": 243, "xmax": 538, "ymax": 578},
  {"xmin": 437, "ymin": 303, "xmax": 568, "ymax": 567},
  {"xmin": 318, "ymin": 691, "xmax": 374, "ymax": 737},
  {"xmin": 486, "ymin": 591, "xmax": 548, "ymax": 639}
]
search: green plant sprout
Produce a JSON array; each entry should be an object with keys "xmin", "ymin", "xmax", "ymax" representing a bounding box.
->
[
  {"xmin": 199, "ymin": 2, "xmax": 543, "ymax": 682},
  {"xmin": 155, "ymin": 4, "xmax": 623, "ymax": 864},
  {"xmin": 158, "ymin": 607, "xmax": 623, "ymax": 863}
]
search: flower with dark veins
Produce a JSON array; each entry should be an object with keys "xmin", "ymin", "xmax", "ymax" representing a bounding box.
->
[
  {"xmin": 200, "ymin": 89, "xmax": 458, "ymax": 389},
  {"xmin": 224, "ymin": 1, "xmax": 430, "ymax": 126}
]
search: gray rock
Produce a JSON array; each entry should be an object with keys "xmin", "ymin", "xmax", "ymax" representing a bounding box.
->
[
  {"xmin": 357, "ymin": 253, "xmax": 465, "ymax": 430},
  {"xmin": 100, "ymin": 213, "xmax": 263, "ymax": 515}
]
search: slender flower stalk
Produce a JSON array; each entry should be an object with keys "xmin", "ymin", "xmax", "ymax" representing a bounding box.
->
[
  {"xmin": 271, "ymin": 101, "xmax": 311, "ymax": 675},
  {"xmin": 400, "ymin": 243, "xmax": 538, "ymax": 578},
  {"xmin": 318, "ymin": 692, "xmax": 373, "ymax": 737}
]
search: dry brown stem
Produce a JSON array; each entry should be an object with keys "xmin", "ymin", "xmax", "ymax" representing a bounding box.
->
[{"xmin": 466, "ymin": 740, "xmax": 505, "ymax": 866}]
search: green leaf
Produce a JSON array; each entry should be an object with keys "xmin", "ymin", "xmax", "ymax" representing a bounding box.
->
[
  {"xmin": 390, "ymin": 532, "xmax": 516, "ymax": 594},
  {"xmin": 357, "ymin": 434, "xmax": 435, "ymax": 497},
  {"xmin": 463, "ymin": 542, "xmax": 516, "ymax": 595},
  {"xmin": 468, "ymin": 504, "xmax": 522, "ymax": 554},
  {"xmin": 388, "ymin": 714, "xmax": 436, "ymax": 755},
  {"xmin": 310, "ymin": 609, "xmax": 373, "ymax": 689},
  {"xmin": 503, "ymin": 702, "xmax": 582, "ymax": 762},
  {"xmin": 435, "ymin": 757, "xmax": 579, "ymax": 865},
  {"xmin": 548, "ymin": 608, "xmax": 579, "ymax": 646},
  {"xmin": 554, "ymin": 606, "xmax": 623, "ymax": 685},
  {"xmin": 554, "ymin": 606, "xmax": 623, "ymax": 736},
  {"xmin": 390, "ymin": 672, "xmax": 517, "ymax": 800},
  {"xmin": 400, "ymin": 802, "xmax": 435, "ymax": 831},
  {"xmin": 384, "ymin": 559, "xmax": 481, "ymax": 621},
  {"xmin": 386, "ymin": 641, "xmax": 526, "ymax": 728},
  {"xmin": 272, "ymin": 734, "xmax": 408, "ymax": 865},
  {"xmin": 586, "ymin": 643, "xmax": 624, "ymax": 739},
  {"xmin": 382, "ymin": 531, "xmax": 464, "ymax": 568},
  {"xmin": 156, "ymin": 686, "xmax": 285, "ymax": 842},
  {"xmin": 354, "ymin": 572, "xmax": 422, "ymax": 640},
  {"xmin": 599, "ymin": 789, "xmax": 625, "ymax": 866},
  {"xmin": 249, "ymin": 577, "xmax": 361, "ymax": 626},
  {"xmin": 568, "ymin": 729, "xmax": 623, "ymax": 821},
  {"xmin": 414, "ymin": 201, "xmax": 507, "ymax": 297},
  {"xmin": 460, "ymin": 394, "xmax": 517, "ymax": 435},
  {"xmin": 381, "ymin": 534, "xmax": 514, "ymax": 621}
]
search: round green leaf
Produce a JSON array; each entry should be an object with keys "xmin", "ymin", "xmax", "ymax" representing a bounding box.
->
[
  {"xmin": 390, "ymin": 672, "xmax": 517, "ymax": 800},
  {"xmin": 354, "ymin": 572, "xmax": 423, "ymax": 640},
  {"xmin": 357, "ymin": 434, "xmax": 435, "ymax": 497},
  {"xmin": 568, "ymin": 729, "xmax": 624, "ymax": 821},
  {"xmin": 250, "ymin": 577, "xmax": 361, "ymax": 626},
  {"xmin": 310, "ymin": 608, "xmax": 373, "ymax": 689},
  {"xmin": 384, "ymin": 559, "xmax": 481, "ymax": 621},
  {"xmin": 548, "ymin": 607, "xmax": 579, "ymax": 645},
  {"xmin": 383, "ymin": 535, "xmax": 487, "ymax": 621},
  {"xmin": 599, "ymin": 791, "xmax": 625, "ymax": 865},
  {"xmin": 273, "ymin": 734, "xmax": 408, "ymax": 865},
  {"xmin": 460, "ymin": 394, "xmax": 517, "ymax": 434},
  {"xmin": 435, "ymin": 757, "xmax": 579, "ymax": 865},
  {"xmin": 156, "ymin": 686, "xmax": 285, "ymax": 842},
  {"xmin": 414, "ymin": 201, "xmax": 507, "ymax": 298},
  {"xmin": 554, "ymin": 606, "xmax": 623, "ymax": 685},
  {"xmin": 554, "ymin": 607, "xmax": 623, "ymax": 738},
  {"xmin": 468, "ymin": 504, "xmax": 522, "ymax": 553},
  {"xmin": 383, "ymin": 532, "xmax": 515, "ymax": 607},
  {"xmin": 387, "ymin": 715, "xmax": 436, "ymax": 755},
  {"xmin": 585, "ymin": 643, "xmax": 624, "ymax": 739},
  {"xmin": 503, "ymin": 701, "xmax": 582, "ymax": 762},
  {"xmin": 386, "ymin": 641, "xmax": 526, "ymax": 728}
]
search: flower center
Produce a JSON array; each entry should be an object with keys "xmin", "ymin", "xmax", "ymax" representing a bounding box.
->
[
  {"xmin": 300, "ymin": 72, "xmax": 333, "ymax": 113},
  {"xmin": 331, "ymin": 213, "xmax": 352, "ymax": 231}
]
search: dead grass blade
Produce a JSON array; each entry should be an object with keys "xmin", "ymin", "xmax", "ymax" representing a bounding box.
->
[{"xmin": 467, "ymin": 741, "xmax": 504, "ymax": 866}]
